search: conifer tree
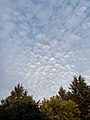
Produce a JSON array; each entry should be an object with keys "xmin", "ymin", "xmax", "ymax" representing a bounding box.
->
[
  {"xmin": 58, "ymin": 75, "xmax": 90, "ymax": 120},
  {"xmin": 0, "ymin": 84, "xmax": 43, "ymax": 120}
]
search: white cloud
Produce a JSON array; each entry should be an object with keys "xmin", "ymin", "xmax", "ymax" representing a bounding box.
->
[
  {"xmin": 36, "ymin": 33, "xmax": 46, "ymax": 40},
  {"xmin": 48, "ymin": 57, "xmax": 55, "ymax": 65},
  {"xmin": 35, "ymin": 42, "xmax": 50, "ymax": 52},
  {"xmin": 0, "ymin": 0, "xmax": 90, "ymax": 101},
  {"xmin": 77, "ymin": 6, "xmax": 86, "ymax": 16}
]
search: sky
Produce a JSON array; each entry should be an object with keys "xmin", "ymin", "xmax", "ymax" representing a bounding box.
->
[{"xmin": 0, "ymin": 0, "xmax": 90, "ymax": 101}]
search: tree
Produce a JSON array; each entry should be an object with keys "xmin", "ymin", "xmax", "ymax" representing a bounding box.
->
[
  {"xmin": 69, "ymin": 75, "xmax": 90, "ymax": 119},
  {"xmin": 58, "ymin": 75, "xmax": 90, "ymax": 120},
  {"xmin": 0, "ymin": 84, "xmax": 43, "ymax": 120},
  {"xmin": 40, "ymin": 96, "xmax": 81, "ymax": 120},
  {"xmin": 58, "ymin": 86, "xmax": 68, "ymax": 100}
]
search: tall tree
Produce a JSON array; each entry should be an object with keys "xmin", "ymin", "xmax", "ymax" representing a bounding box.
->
[
  {"xmin": 58, "ymin": 75, "xmax": 90, "ymax": 120},
  {"xmin": 69, "ymin": 75, "xmax": 90, "ymax": 120},
  {"xmin": 0, "ymin": 84, "xmax": 43, "ymax": 120}
]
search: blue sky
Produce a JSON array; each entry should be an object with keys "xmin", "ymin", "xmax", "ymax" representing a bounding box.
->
[{"xmin": 0, "ymin": 0, "xmax": 90, "ymax": 100}]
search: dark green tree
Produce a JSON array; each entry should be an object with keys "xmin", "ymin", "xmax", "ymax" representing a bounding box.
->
[
  {"xmin": 58, "ymin": 75, "xmax": 90, "ymax": 120},
  {"xmin": 0, "ymin": 84, "xmax": 43, "ymax": 120},
  {"xmin": 58, "ymin": 86, "xmax": 68, "ymax": 100}
]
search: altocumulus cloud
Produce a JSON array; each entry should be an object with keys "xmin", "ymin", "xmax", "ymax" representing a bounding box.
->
[{"xmin": 0, "ymin": 0, "xmax": 90, "ymax": 100}]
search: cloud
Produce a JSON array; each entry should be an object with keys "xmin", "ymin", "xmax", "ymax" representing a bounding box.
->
[
  {"xmin": 0, "ymin": 0, "xmax": 90, "ymax": 100},
  {"xmin": 36, "ymin": 33, "xmax": 46, "ymax": 40},
  {"xmin": 48, "ymin": 57, "xmax": 55, "ymax": 65}
]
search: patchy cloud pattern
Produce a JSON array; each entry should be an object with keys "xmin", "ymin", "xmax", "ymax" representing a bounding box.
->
[{"xmin": 0, "ymin": 0, "xmax": 90, "ymax": 100}]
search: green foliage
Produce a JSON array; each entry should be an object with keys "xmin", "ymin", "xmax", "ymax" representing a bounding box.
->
[
  {"xmin": 0, "ymin": 84, "xmax": 43, "ymax": 120},
  {"xmin": 84, "ymin": 114, "xmax": 90, "ymax": 120},
  {"xmin": 58, "ymin": 75, "xmax": 90, "ymax": 120},
  {"xmin": 58, "ymin": 86, "xmax": 68, "ymax": 100},
  {"xmin": 0, "ymin": 75, "xmax": 90, "ymax": 120},
  {"xmin": 40, "ymin": 96, "xmax": 81, "ymax": 120}
]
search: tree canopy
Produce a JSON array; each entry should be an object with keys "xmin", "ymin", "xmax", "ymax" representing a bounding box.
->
[
  {"xmin": 0, "ymin": 84, "xmax": 43, "ymax": 120},
  {"xmin": 40, "ymin": 96, "xmax": 81, "ymax": 120},
  {"xmin": 0, "ymin": 75, "xmax": 90, "ymax": 120},
  {"xmin": 58, "ymin": 75, "xmax": 90, "ymax": 120}
]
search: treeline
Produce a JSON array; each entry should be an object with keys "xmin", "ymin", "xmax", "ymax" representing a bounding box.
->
[{"xmin": 0, "ymin": 75, "xmax": 90, "ymax": 120}]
